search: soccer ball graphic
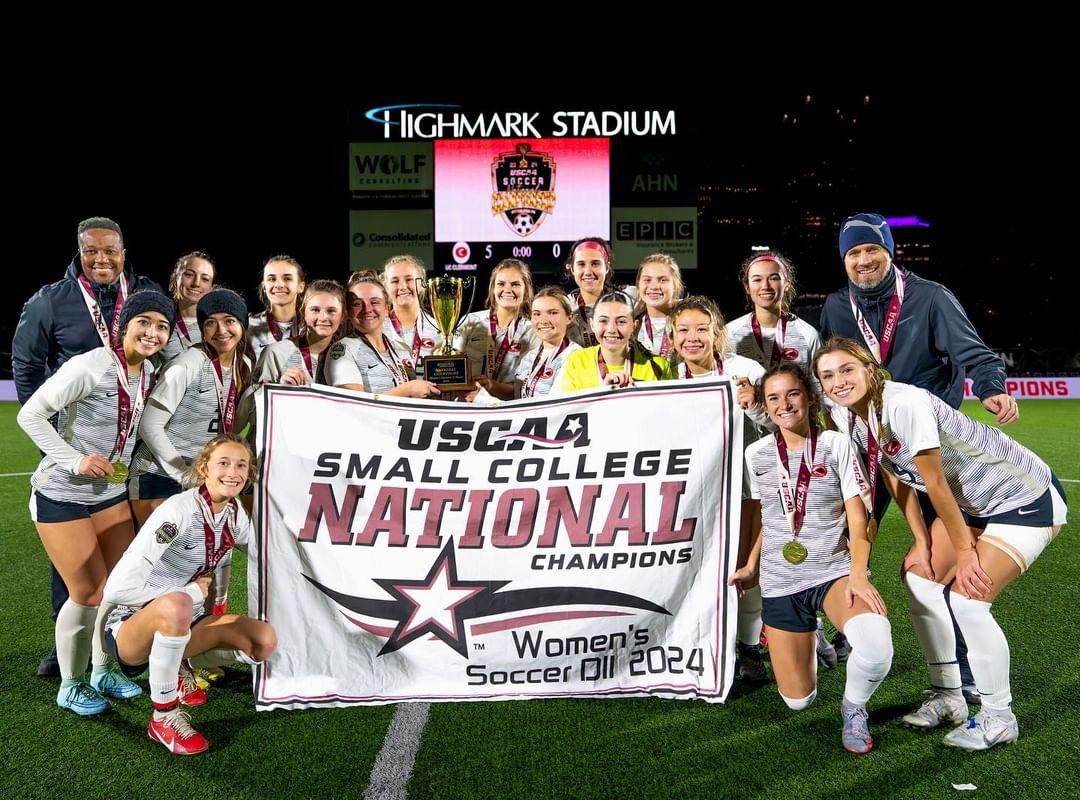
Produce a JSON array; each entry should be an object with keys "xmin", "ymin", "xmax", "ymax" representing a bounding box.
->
[{"xmin": 512, "ymin": 213, "xmax": 535, "ymax": 236}]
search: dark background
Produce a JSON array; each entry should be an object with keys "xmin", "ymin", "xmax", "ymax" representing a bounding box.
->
[{"xmin": 7, "ymin": 85, "xmax": 1072, "ymax": 376}]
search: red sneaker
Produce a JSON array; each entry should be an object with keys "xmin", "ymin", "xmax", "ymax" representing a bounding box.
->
[
  {"xmin": 147, "ymin": 710, "xmax": 209, "ymax": 755},
  {"xmin": 178, "ymin": 667, "xmax": 208, "ymax": 707}
]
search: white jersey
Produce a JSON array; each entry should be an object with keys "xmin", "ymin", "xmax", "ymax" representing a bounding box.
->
[
  {"xmin": 252, "ymin": 338, "xmax": 327, "ymax": 385},
  {"xmin": 130, "ymin": 348, "xmax": 243, "ymax": 479},
  {"xmin": 18, "ymin": 348, "xmax": 152, "ymax": 505},
  {"xmin": 725, "ymin": 312, "xmax": 821, "ymax": 373},
  {"xmin": 514, "ymin": 340, "xmax": 583, "ymax": 398},
  {"xmin": 455, "ymin": 310, "xmax": 538, "ymax": 384},
  {"xmin": 323, "ymin": 336, "xmax": 408, "ymax": 394},
  {"xmin": 675, "ymin": 353, "xmax": 771, "ymax": 435},
  {"xmin": 382, "ymin": 313, "xmax": 444, "ymax": 372},
  {"xmin": 161, "ymin": 314, "xmax": 201, "ymax": 362},
  {"xmin": 747, "ymin": 430, "xmax": 864, "ymax": 597},
  {"xmin": 104, "ymin": 488, "xmax": 251, "ymax": 619},
  {"xmin": 674, "ymin": 353, "xmax": 768, "ymax": 499},
  {"xmin": 566, "ymin": 286, "xmax": 639, "ymax": 347},
  {"xmin": 636, "ymin": 313, "xmax": 671, "ymax": 356},
  {"xmin": 834, "ymin": 381, "xmax": 1052, "ymax": 518},
  {"xmin": 249, "ymin": 311, "xmax": 298, "ymax": 359}
]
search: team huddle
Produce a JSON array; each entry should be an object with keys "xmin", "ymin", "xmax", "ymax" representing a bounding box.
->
[{"xmin": 12, "ymin": 214, "xmax": 1066, "ymax": 756}]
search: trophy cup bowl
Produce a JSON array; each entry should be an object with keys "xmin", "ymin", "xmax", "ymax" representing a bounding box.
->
[{"xmin": 419, "ymin": 276, "xmax": 475, "ymax": 390}]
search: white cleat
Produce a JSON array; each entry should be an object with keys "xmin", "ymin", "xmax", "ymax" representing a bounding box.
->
[
  {"xmin": 943, "ymin": 709, "xmax": 1019, "ymax": 751},
  {"xmin": 901, "ymin": 690, "xmax": 969, "ymax": 729}
]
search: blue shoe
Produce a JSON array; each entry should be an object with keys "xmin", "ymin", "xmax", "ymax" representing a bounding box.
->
[
  {"xmin": 841, "ymin": 698, "xmax": 873, "ymax": 754},
  {"xmin": 91, "ymin": 664, "xmax": 143, "ymax": 700},
  {"xmin": 57, "ymin": 681, "xmax": 111, "ymax": 716}
]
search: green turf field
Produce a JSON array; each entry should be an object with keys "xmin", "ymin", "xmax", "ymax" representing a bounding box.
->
[{"xmin": 1, "ymin": 400, "xmax": 1077, "ymax": 800}]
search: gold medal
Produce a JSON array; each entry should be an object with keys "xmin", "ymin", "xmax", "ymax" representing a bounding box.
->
[
  {"xmin": 782, "ymin": 539, "xmax": 808, "ymax": 565},
  {"xmin": 106, "ymin": 461, "xmax": 128, "ymax": 485},
  {"xmin": 866, "ymin": 518, "xmax": 879, "ymax": 543}
]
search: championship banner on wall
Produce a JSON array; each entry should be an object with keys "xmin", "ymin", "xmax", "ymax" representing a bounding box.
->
[{"xmin": 250, "ymin": 381, "xmax": 742, "ymax": 709}]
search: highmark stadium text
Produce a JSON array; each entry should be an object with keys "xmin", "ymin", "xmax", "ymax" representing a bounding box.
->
[{"xmin": 366, "ymin": 106, "xmax": 677, "ymax": 139}]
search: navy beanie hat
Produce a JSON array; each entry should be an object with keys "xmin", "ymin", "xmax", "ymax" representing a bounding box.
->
[
  {"xmin": 119, "ymin": 290, "xmax": 176, "ymax": 333},
  {"xmin": 839, "ymin": 213, "xmax": 894, "ymax": 258},
  {"xmin": 197, "ymin": 289, "xmax": 249, "ymax": 331}
]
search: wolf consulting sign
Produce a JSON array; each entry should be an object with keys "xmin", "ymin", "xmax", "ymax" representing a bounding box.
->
[{"xmin": 251, "ymin": 381, "xmax": 742, "ymax": 708}]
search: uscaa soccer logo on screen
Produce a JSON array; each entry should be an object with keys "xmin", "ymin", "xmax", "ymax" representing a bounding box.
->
[{"xmin": 491, "ymin": 143, "xmax": 557, "ymax": 238}]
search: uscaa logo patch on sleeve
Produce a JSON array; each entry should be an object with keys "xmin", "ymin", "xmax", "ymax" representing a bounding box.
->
[{"xmin": 155, "ymin": 522, "xmax": 179, "ymax": 544}]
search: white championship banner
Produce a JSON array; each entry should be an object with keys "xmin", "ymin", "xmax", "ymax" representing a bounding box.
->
[{"xmin": 251, "ymin": 380, "xmax": 742, "ymax": 708}]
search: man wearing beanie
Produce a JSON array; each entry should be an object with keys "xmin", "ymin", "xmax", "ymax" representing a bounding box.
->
[
  {"xmin": 819, "ymin": 211, "xmax": 1014, "ymax": 718},
  {"xmin": 11, "ymin": 217, "xmax": 164, "ymax": 678},
  {"xmin": 820, "ymin": 212, "xmax": 1013, "ymax": 418}
]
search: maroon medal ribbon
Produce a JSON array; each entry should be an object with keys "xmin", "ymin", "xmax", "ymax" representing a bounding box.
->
[
  {"xmin": 210, "ymin": 355, "xmax": 237, "ymax": 433},
  {"xmin": 363, "ymin": 335, "xmax": 410, "ymax": 386},
  {"xmin": 487, "ymin": 312, "xmax": 520, "ymax": 379},
  {"xmin": 682, "ymin": 355, "xmax": 724, "ymax": 379},
  {"xmin": 751, "ymin": 314, "xmax": 788, "ymax": 370},
  {"xmin": 643, "ymin": 314, "xmax": 671, "ymax": 357},
  {"xmin": 194, "ymin": 485, "xmax": 236, "ymax": 578},
  {"xmin": 77, "ymin": 273, "xmax": 128, "ymax": 348},
  {"xmin": 848, "ymin": 270, "xmax": 906, "ymax": 364},
  {"xmin": 574, "ymin": 292, "xmax": 597, "ymax": 347},
  {"xmin": 109, "ymin": 350, "xmax": 147, "ymax": 459},
  {"xmin": 175, "ymin": 316, "xmax": 193, "ymax": 349},
  {"xmin": 774, "ymin": 426, "xmax": 818, "ymax": 537},
  {"xmin": 524, "ymin": 338, "xmax": 569, "ymax": 397}
]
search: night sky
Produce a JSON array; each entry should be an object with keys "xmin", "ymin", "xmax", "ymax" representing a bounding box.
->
[{"xmin": 7, "ymin": 84, "xmax": 1072, "ymax": 375}]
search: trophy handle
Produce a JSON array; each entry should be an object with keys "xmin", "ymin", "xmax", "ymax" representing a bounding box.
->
[
  {"xmin": 460, "ymin": 276, "xmax": 477, "ymax": 327},
  {"xmin": 444, "ymin": 276, "xmax": 478, "ymax": 348}
]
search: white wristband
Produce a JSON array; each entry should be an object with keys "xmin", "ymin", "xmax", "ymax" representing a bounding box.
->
[{"xmin": 183, "ymin": 583, "xmax": 205, "ymax": 606}]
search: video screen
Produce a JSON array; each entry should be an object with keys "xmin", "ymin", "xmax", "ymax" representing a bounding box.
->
[{"xmin": 434, "ymin": 138, "xmax": 610, "ymax": 274}]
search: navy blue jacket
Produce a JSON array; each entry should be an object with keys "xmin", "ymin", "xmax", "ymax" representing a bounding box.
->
[
  {"xmin": 12, "ymin": 257, "xmax": 163, "ymax": 403},
  {"xmin": 819, "ymin": 266, "xmax": 1006, "ymax": 408}
]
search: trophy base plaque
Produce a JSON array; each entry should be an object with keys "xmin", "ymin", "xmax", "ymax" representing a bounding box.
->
[{"xmin": 421, "ymin": 354, "xmax": 472, "ymax": 391}]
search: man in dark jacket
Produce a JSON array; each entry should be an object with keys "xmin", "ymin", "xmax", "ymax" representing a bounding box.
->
[
  {"xmin": 820, "ymin": 212, "xmax": 1017, "ymax": 421},
  {"xmin": 12, "ymin": 216, "xmax": 162, "ymax": 676},
  {"xmin": 819, "ymin": 211, "xmax": 1016, "ymax": 704}
]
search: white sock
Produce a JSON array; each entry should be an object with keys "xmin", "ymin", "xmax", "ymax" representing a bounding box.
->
[
  {"xmin": 949, "ymin": 592, "xmax": 1013, "ymax": 714},
  {"xmin": 55, "ymin": 600, "xmax": 97, "ymax": 682},
  {"xmin": 187, "ymin": 648, "xmax": 260, "ymax": 669},
  {"xmin": 842, "ymin": 612, "xmax": 893, "ymax": 705},
  {"xmin": 737, "ymin": 585, "xmax": 763, "ymax": 647},
  {"xmin": 149, "ymin": 631, "xmax": 190, "ymax": 712},
  {"xmin": 904, "ymin": 572, "xmax": 963, "ymax": 695},
  {"xmin": 89, "ymin": 603, "xmax": 113, "ymax": 675},
  {"xmin": 211, "ymin": 560, "xmax": 231, "ymax": 614},
  {"xmin": 780, "ymin": 689, "xmax": 817, "ymax": 711}
]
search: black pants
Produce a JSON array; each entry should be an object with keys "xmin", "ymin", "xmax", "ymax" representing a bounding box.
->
[{"xmin": 51, "ymin": 563, "xmax": 69, "ymax": 621}]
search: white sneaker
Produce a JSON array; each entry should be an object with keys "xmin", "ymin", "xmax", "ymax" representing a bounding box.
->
[
  {"xmin": 901, "ymin": 690, "xmax": 968, "ymax": 729},
  {"xmin": 943, "ymin": 709, "xmax": 1019, "ymax": 751}
]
